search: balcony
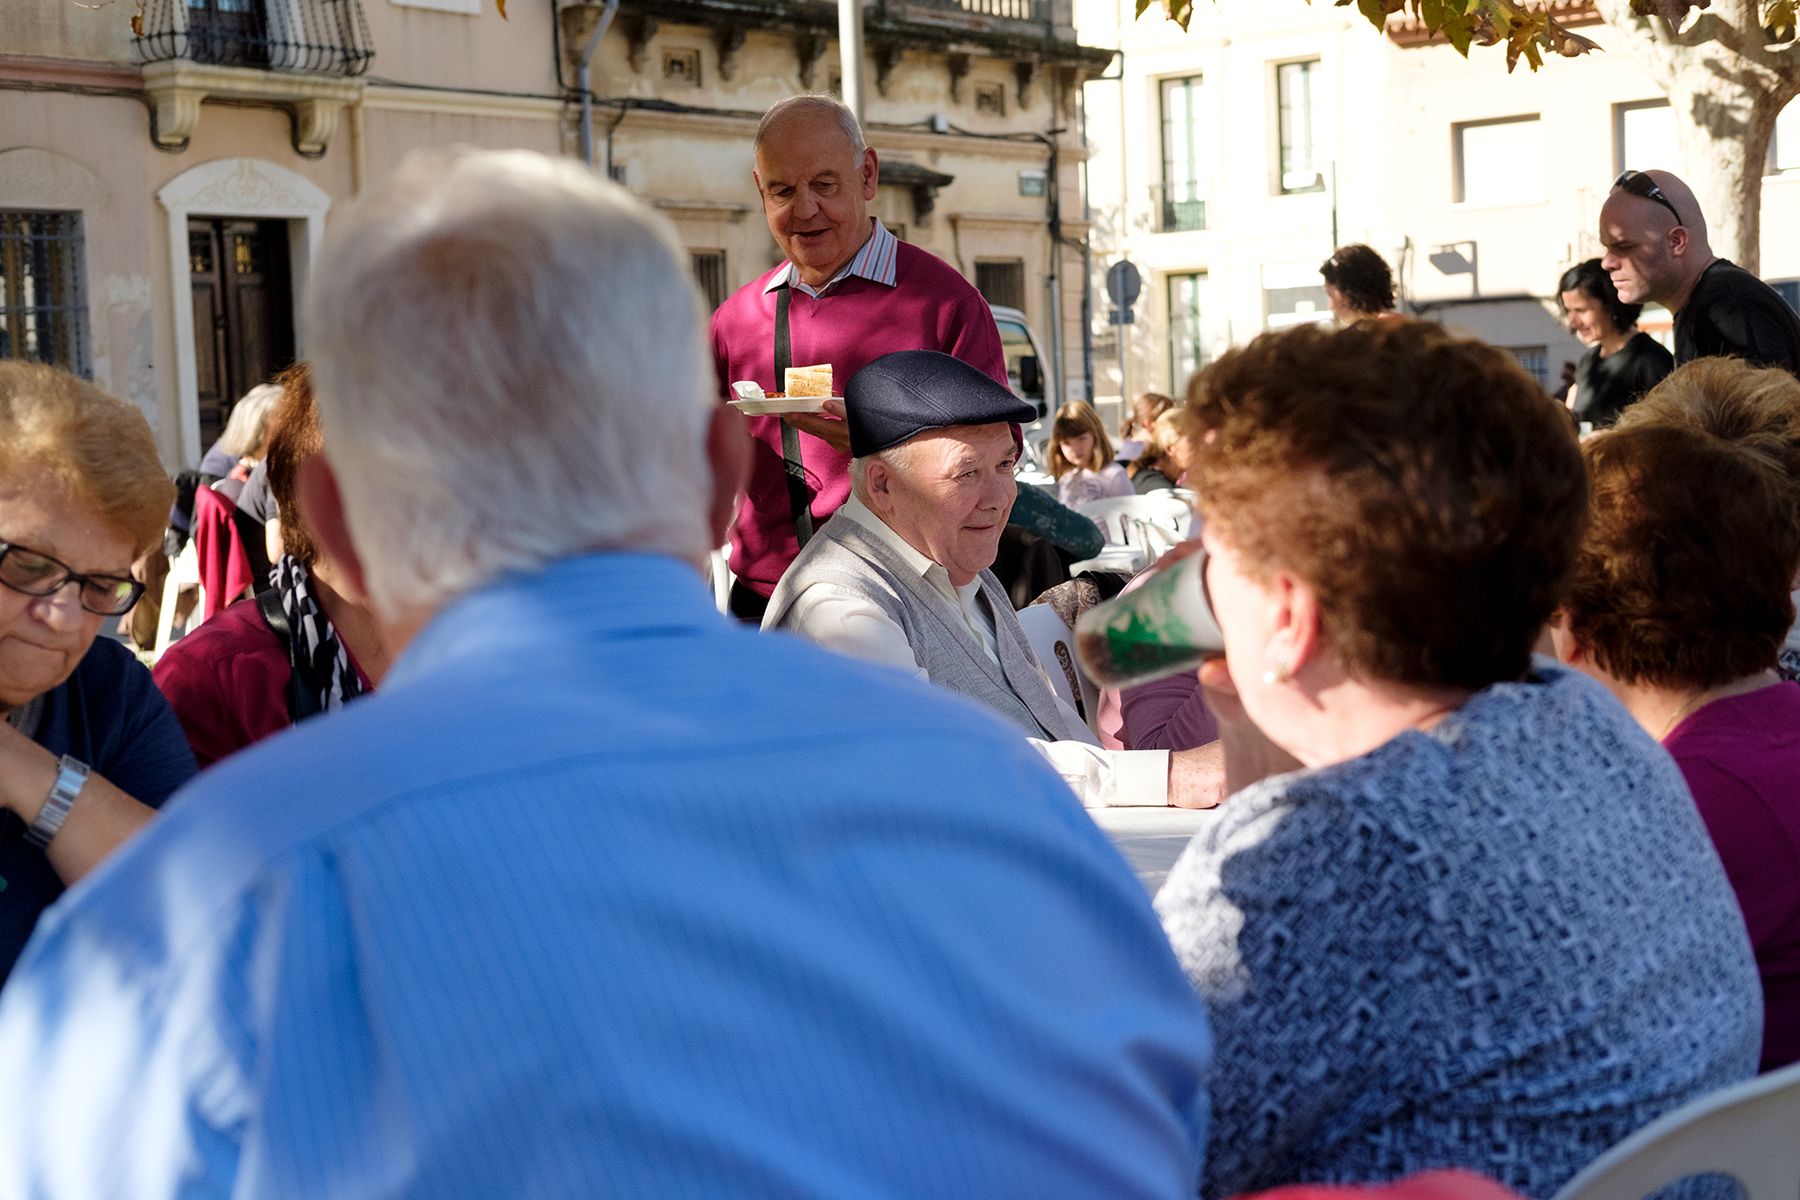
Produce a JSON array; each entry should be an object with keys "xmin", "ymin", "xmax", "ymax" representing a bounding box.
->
[
  {"xmin": 133, "ymin": 0, "xmax": 373, "ymax": 153},
  {"xmin": 1153, "ymin": 183, "xmax": 1207, "ymax": 233},
  {"xmin": 882, "ymin": 0, "xmax": 1054, "ymax": 34},
  {"xmin": 135, "ymin": 0, "xmax": 373, "ymax": 76}
]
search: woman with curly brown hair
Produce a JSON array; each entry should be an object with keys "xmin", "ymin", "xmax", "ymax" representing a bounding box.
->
[
  {"xmin": 155, "ymin": 364, "xmax": 388, "ymax": 767},
  {"xmin": 1155, "ymin": 321, "xmax": 1758, "ymax": 1198},
  {"xmin": 1554, "ymin": 357, "xmax": 1800, "ymax": 1071}
]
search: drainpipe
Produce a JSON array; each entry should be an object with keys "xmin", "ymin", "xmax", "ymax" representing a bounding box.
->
[
  {"xmin": 839, "ymin": 0, "xmax": 866, "ymax": 125},
  {"xmin": 1037, "ymin": 130, "xmax": 1063, "ymax": 408},
  {"xmin": 578, "ymin": 0, "xmax": 620, "ymax": 169}
]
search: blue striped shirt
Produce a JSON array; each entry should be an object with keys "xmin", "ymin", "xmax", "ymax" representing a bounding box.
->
[
  {"xmin": 763, "ymin": 217, "xmax": 900, "ymax": 299},
  {"xmin": 0, "ymin": 552, "xmax": 1211, "ymax": 1199}
]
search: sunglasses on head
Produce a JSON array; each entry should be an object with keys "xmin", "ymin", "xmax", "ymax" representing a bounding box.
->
[{"xmin": 1613, "ymin": 170, "xmax": 1684, "ymax": 227}]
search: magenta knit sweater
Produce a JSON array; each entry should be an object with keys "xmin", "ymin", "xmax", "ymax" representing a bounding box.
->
[{"xmin": 709, "ymin": 243, "xmax": 1006, "ymax": 596}]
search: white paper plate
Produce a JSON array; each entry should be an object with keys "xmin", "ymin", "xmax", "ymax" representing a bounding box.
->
[{"xmin": 728, "ymin": 396, "xmax": 832, "ymax": 416}]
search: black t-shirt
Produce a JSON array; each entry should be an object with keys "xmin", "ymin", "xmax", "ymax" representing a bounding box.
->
[
  {"xmin": 1572, "ymin": 332, "xmax": 1674, "ymax": 428},
  {"xmin": 1673, "ymin": 259, "xmax": 1800, "ymax": 374}
]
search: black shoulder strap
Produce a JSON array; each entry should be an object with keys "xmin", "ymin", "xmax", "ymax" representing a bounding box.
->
[
  {"xmin": 254, "ymin": 588, "xmax": 324, "ymax": 725},
  {"xmin": 774, "ymin": 287, "xmax": 815, "ymax": 548}
]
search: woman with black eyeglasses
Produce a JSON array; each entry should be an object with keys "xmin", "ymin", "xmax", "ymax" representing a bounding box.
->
[{"xmin": 0, "ymin": 363, "xmax": 196, "ymax": 983}]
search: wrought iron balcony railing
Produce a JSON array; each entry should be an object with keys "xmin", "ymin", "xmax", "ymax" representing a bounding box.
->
[
  {"xmin": 1153, "ymin": 183, "xmax": 1207, "ymax": 233},
  {"xmin": 918, "ymin": 0, "xmax": 1047, "ymax": 18},
  {"xmin": 134, "ymin": 0, "xmax": 374, "ymax": 77},
  {"xmin": 883, "ymin": 0, "xmax": 1053, "ymax": 29}
]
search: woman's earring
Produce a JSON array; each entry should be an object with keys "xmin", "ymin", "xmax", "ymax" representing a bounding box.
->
[{"xmin": 1262, "ymin": 660, "xmax": 1291, "ymax": 686}]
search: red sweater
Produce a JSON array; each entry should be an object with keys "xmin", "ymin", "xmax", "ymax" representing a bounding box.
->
[
  {"xmin": 709, "ymin": 243, "xmax": 1007, "ymax": 596},
  {"xmin": 152, "ymin": 597, "xmax": 372, "ymax": 769}
]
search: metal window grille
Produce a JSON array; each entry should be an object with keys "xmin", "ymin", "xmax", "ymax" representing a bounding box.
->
[
  {"xmin": 691, "ymin": 251, "xmax": 728, "ymax": 312},
  {"xmin": 895, "ymin": 0, "xmax": 1048, "ymax": 20},
  {"xmin": 975, "ymin": 260, "xmax": 1026, "ymax": 311},
  {"xmin": 0, "ymin": 211, "xmax": 89, "ymax": 376},
  {"xmin": 1159, "ymin": 75, "xmax": 1207, "ymax": 231},
  {"xmin": 1508, "ymin": 345, "xmax": 1550, "ymax": 391}
]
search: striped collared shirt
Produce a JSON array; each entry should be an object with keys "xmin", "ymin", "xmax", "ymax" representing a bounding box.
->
[{"xmin": 763, "ymin": 218, "xmax": 899, "ymax": 299}]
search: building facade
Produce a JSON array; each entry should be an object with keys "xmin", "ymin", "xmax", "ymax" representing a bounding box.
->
[
  {"xmin": 1077, "ymin": 0, "xmax": 1800, "ymax": 405},
  {"xmin": 1, "ymin": 0, "xmax": 1111, "ymax": 466}
]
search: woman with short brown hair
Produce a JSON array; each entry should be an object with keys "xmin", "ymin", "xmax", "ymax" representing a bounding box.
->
[
  {"xmin": 1555, "ymin": 357, "xmax": 1800, "ymax": 1071},
  {"xmin": 1155, "ymin": 320, "xmax": 1759, "ymax": 1197},
  {"xmin": 0, "ymin": 362, "xmax": 195, "ymax": 981}
]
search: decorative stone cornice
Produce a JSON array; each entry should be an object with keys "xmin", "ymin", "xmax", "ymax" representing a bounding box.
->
[
  {"xmin": 652, "ymin": 198, "xmax": 754, "ymax": 221},
  {"xmin": 141, "ymin": 60, "xmax": 363, "ymax": 154}
]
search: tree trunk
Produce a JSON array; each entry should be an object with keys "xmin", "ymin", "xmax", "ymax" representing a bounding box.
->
[
  {"xmin": 1667, "ymin": 76, "xmax": 1781, "ymax": 273},
  {"xmin": 1596, "ymin": 0, "xmax": 1800, "ymax": 275}
]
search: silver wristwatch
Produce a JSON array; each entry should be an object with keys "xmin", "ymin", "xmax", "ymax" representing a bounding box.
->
[{"xmin": 25, "ymin": 756, "xmax": 88, "ymax": 850}]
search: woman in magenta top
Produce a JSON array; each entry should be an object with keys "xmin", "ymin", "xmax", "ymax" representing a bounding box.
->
[{"xmin": 1553, "ymin": 358, "xmax": 1800, "ymax": 1070}]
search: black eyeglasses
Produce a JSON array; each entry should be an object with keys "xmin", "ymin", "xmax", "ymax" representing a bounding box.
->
[
  {"xmin": 0, "ymin": 541, "xmax": 144, "ymax": 616},
  {"xmin": 1613, "ymin": 170, "xmax": 1684, "ymax": 227}
]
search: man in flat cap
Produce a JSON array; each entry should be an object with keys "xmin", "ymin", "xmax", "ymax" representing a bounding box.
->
[{"xmin": 765, "ymin": 351, "xmax": 1222, "ymax": 808}]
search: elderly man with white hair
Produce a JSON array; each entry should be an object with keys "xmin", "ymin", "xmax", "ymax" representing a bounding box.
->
[
  {"xmin": 765, "ymin": 350, "xmax": 1223, "ymax": 809},
  {"xmin": 0, "ymin": 150, "xmax": 1213, "ymax": 1198}
]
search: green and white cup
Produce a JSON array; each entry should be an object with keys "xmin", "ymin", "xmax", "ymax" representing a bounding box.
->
[{"xmin": 1074, "ymin": 549, "xmax": 1225, "ymax": 689}]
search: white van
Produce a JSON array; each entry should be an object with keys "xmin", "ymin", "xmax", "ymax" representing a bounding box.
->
[{"xmin": 989, "ymin": 304, "xmax": 1049, "ymax": 423}]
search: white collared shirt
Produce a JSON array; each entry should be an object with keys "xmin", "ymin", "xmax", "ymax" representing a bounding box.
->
[
  {"xmin": 763, "ymin": 219, "xmax": 901, "ymax": 300},
  {"xmin": 783, "ymin": 496, "xmax": 1171, "ymax": 807}
]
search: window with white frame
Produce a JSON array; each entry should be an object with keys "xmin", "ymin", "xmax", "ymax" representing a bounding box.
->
[
  {"xmin": 0, "ymin": 210, "xmax": 88, "ymax": 375},
  {"xmin": 1159, "ymin": 74, "xmax": 1207, "ymax": 230},
  {"xmin": 1276, "ymin": 59, "xmax": 1323, "ymax": 194},
  {"xmin": 1770, "ymin": 101, "xmax": 1800, "ymax": 174},
  {"xmin": 1168, "ymin": 272, "xmax": 1208, "ymax": 397},
  {"xmin": 1455, "ymin": 116, "xmax": 1544, "ymax": 206},
  {"xmin": 1614, "ymin": 101, "xmax": 1677, "ymax": 177}
]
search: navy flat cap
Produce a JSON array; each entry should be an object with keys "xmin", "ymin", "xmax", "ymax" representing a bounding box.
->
[{"xmin": 845, "ymin": 350, "xmax": 1038, "ymax": 458}]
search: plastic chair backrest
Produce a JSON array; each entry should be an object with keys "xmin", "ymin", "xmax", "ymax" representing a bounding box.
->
[
  {"xmin": 1550, "ymin": 1060, "xmax": 1800, "ymax": 1200},
  {"xmin": 1015, "ymin": 602, "xmax": 1100, "ymax": 733},
  {"xmin": 707, "ymin": 546, "xmax": 732, "ymax": 614},
  {"xmin": 152, "ymin": 540, "xmax": 205, "ymax": 658},
  {"xmin": 1075, "ymin": 494, "xmax": 1193, "ymax": 547}
]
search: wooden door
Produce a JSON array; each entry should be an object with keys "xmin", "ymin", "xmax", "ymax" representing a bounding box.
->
[{"xmin": 188, "ymin": 217, "xmax": 294, "ymax": 448}]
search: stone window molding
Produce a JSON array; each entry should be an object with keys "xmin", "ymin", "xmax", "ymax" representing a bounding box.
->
[{"xmin": 157, "ymin": 157, "xmax": 330, "ymax": 464}]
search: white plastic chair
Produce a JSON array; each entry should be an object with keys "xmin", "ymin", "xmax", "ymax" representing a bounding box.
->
[
  {"xmin": 1070, "ymin": 493, "xmax": 1195, "ymax": 575},
  {"xmin": 706, "ymin": 545, "xmax": 732, "ymax": 614},
  {"xmin": 1551, "ymin": 1059, "xmax": 1800, "ymax": 1200},
  {"xmin": 151, "ymin": 540, "xmax": 204, "ymax": 659},
  {"xmin": 1016, "ymin": 602, "xmax": 1100, "ymax": 734},
  {"xmin": 1075, "ymin": 493, "xmax": 1193, "ymax": 546}
]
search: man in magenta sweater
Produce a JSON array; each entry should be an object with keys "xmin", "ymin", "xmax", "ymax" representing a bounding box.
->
[{"xmin": 711, "ymin": 94, "xmax": 1007, "ymax": 620}]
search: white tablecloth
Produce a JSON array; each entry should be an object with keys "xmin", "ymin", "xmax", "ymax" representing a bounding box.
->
[{"xmin": 1089, "ymin": 806, "xmax": 1212, "ymax": 896}]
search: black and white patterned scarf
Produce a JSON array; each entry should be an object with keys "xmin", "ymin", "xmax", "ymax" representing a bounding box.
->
[{"xmin": 274, "ymin": 555, "xmax": 367, "ymax": 713}]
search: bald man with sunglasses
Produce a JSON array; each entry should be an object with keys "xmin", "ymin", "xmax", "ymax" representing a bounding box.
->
[{"xmin": 1600, "ymin": 169, "xmax": 1800, "ymax": 374}]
